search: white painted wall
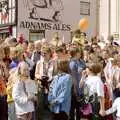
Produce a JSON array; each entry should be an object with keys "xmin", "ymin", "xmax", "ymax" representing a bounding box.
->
[
  {"xmin": 99, "ymin": 0, "xmax": 109, "ymax": 41},
  {"xmin": 110, "ymin": 0, "xmax": 117, "ymax": 34},
  {"xmin": 99, "ymin": 0, "xmax": 120, "ymax": 40},
  {"xmin": 17, "ymin": 0, "xmax": 97, "ymax": 42}
]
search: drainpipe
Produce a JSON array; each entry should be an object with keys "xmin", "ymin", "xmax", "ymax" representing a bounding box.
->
[
  {"xmin": 108, "ymin": 0, "xmax": 111, "ymax": 35},
  {"xmin": 118, "ymin": 0, "xmax": 120, "ymax": 38},
  {"xmin": 96, "ymin": 0, "xmax": 100, "ymax": 36}
]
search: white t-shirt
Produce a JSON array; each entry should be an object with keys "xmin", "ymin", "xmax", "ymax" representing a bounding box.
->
[
  {"xmin": 85, "ymin": 75, "xmax": 104, "ymax": 97},
  {"xmin": 106, "ymin": 98, "xmax": 120, "ymax": 117}
]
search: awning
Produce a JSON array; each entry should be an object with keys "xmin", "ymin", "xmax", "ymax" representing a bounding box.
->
[{"xmin": 0, "ymin": 26, "xmax": 12, "ymax": 34}]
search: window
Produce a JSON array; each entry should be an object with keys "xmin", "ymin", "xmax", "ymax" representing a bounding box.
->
[
  {"xmin": 80, "ymin": 1, "xmax": 90, "ymax": 15},
  {"xmin": 0, "ymin": 0, "xmax": 16, "ymax": 25},
  {"xmin": 29, "ymin": 30, "xmax": 45, "ymax": 42}
]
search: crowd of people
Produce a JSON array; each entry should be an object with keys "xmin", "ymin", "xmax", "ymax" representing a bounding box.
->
[{"xmin": 0, "ymin": 30, "xmax": 120, "ymax": 120}]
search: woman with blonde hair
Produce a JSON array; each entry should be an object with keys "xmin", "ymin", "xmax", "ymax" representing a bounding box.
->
[{"xmin": 12, "ymin": 61, "xmax": 37, "ymax": 120}]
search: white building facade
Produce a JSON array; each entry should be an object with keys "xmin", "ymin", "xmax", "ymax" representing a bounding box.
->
[{"xmin": 99, "ymin": 0, "xmax": 120, "ymax": 41}]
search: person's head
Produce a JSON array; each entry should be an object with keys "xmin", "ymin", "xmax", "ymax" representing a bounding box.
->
[
  {"xmin": 42, "ymin": 47, "xmax": 52, "ymax": 61},
  {"xmin": 86, "ymin": 62, "xmax": 102, "ymax": 76},
  {"xmin": 84, "ymin": 40, "xmax": 89, "ymax": 47},
  {"xmin": 61, "ymin": 44, "xmax": 67, "ymax": 54},
  {"xmin": 4, "ymin": 47, "xmax": 10, "ymax": 58},
  {"xmin": 112, "ymin": 55, "xmax": 120, "ymax": 67},
  {"xmin": 91, "ymin": 36, "xmax": 97, "ymax": 44},
  {"xmin": 18, "ymin": 52, "xmax": 26, "ymax": 62},
  {"xmin": 34, "ymin": 40, "xmax": 41, "ymax": 52},
  {"xmin": 102, "ymin": 49, "xmax": 109, "ymax": 60},
  {"xmin": 88, "ymin": 53, "xmax": 99, "ymax": 63},
  {"xmin": 10, "ymin": 47, "xmax": 18, "ymax": 60},
  {"xmin": 18, "ymin": 61, "xmax": 30, "ymax": 78},
  {"xmin": 92, "ymin": 43, "xmax": 98, "ymax": 52},
  {"xmin": 73, "ymin": 29, "xmax": 81, "ymax": 38},
  {"xmin": 58, "ymin": 59, "xmax": 69, "ymax": 73},
  {"xmin": 70, "ymin": 47, "xmax": 79, "ymax": 59},
  {"xmin": 22, "ymin": 41, "xmax": 28, "ymax": 51},
  {"xmin": 70, "ymin": 47, "xmax": 83, "ymax": 60},
  {"xmin": 27, "ymin": 42, "xmax": 34, "ymax": 53},
  {"xmin": 55, "ymin": 46, "xmax": 64, "ymax": 58}
]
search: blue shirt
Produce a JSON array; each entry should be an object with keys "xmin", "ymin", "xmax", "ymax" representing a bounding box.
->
[
  {"xmin": 48, "ymin": 73, "xmax": 72, "ymax": 113},
  {"xmin": 9, "ymin": 60, "xmax": 19, "ymax": 69},
  {"xmin": 69, "ymin": 58, "xmax": 86, "ymax": 96}
]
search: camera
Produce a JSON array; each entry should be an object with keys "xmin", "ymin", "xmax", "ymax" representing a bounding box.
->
[{"xmin": 41, "ymin": 76, "xmax": 49, "ymax": 88}]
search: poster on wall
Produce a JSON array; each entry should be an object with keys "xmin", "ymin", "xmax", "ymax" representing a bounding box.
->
[
  {"xmin": 19, "ymin": 0, "xmax": 72, "ymax": 31},
  {"xmin": 23, "ymin": 0, "xmax": 64, "ymax": 22}
]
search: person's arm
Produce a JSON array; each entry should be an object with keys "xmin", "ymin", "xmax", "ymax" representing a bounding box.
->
[
  {"xmin": 35, "ymin": 61, "xmax": 41, "ymax": 80},
  {"xmin": 3, "ymin": 63, "xmax": 9, "ymax": 82},
  {"xmin": 31, "ymin": 52, "xmax": 35, "ymax": 63},
  {"xmin": 25, "ymin": 57, "xmax": 34, "ymax": 70},
  {"xmin": 69, "ymin": 62, "xmax": 79, "ymax": 95},
  {"xmin": 114, "ymin": 70, "xmax": 120, "ymax": 88},
  {"xmin": 96, "ymin": 79, "xmax": 105, "ymax": 113},
  {"xmin": 99, "ymin": 96, "xmax": 105, "ymax": 114},
  {"xmin": 79, "ymin": 70, "xmax": 87, "ymax": 88},
  {"xmin": 48, "ymin": 77, "xmax": 57, "ymax": 103},
  {"xmin": 105, "ymin": 98, "xmax": 118, "ymax": 115},
  {"xmin": 47, "ymin": 62, "xmax": 54, "ymax": 82},
  {"xmin": 79, "ymin": 78, "xmax": 84, "ymax": 88}
]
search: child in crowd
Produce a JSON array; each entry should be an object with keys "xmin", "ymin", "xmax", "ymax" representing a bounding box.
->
[{"xmin": 80, "ymin": 62, "xmax": 105, "ymax": 120}]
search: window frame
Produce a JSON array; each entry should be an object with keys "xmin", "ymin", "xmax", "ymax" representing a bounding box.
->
[
  {"xmin": 0, "ymin": 0, "xmax": 17, "ymax": 26},
  {"xmin": 29, "ymin": 30, "xmax": 45, "ymax": 42},
  {"xmin": 80, "ymin": 1, "xmax": 90, "ymax": 16}
]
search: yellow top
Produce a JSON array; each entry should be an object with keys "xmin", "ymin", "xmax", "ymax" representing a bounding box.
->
[{"xmin": 7, "ymin": 85, "xmax": 13, "ymax": 103}]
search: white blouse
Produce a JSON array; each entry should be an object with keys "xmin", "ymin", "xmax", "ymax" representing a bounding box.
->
[{"xmin": 12, "ymin": 79, "xmax": 37, "ymax": 115}]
